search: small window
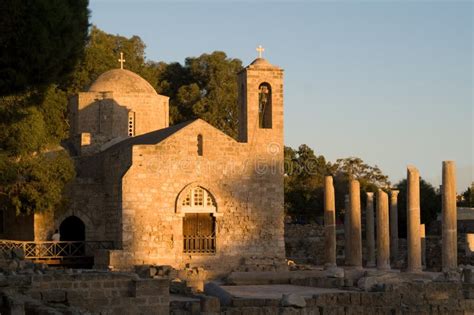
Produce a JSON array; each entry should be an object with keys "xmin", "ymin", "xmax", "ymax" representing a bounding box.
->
[
  {"xmin": 128, "ymin": 111, "xmax": 135, "ymax": 137},
  {"xmin": 258, "ymin": 83, "xmax": 272, "ymax": 129},
  {"xmin": 197, "ymin": 134, "xmax": 203, "ymax": 156}
]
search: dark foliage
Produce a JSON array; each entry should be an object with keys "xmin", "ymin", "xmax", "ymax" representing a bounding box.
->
[{"xmin": 0, "ymin": 0, "xmax": 89, "ymax": 95}]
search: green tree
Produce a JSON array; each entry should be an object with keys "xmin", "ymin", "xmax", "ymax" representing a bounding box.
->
[
  {"xmin": 395, "ymin": 178, "xmax": 441, "ymax": 237},
  {"xmin": 68, "ymin": 25, "xmax": 157, "ymax": 94},
  {"xmin": 0, "ymin": 1, "xmax": 87, "ymax": 216},
  {"xmin": 0, "ymin": 88, "xmax": 76, "ymax": 216},
  {"xmin": 0, "ymin": 0, "xmax": 89, "ymax": 95},
  {"xmin": 284, "ymin": 144, "xmax": 330, "ymax": 222},
  {"xmin": 0, "ymin": 152, "xmax": 75, "ymax": 215},
  {"xmin": 330, "ymin": 156, "xmax": 390, "ymax": 217},
  {"xmin": 458, "ymin": 183, "xmax": 473, "ymax": 207},
  {"xmin": 158, "ymin": 51, "xmax": 243, "ymax": 138}
]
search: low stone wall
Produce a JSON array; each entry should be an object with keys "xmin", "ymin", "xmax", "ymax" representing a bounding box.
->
[
  {"xmin": 285, "ymin": 223, "xmax": 327, "ymax": 265},
  {"xmin": 219, "ymin": 282, "xmax": 474, "ymax": 315},
  {"xmin": 0, "ymin": 271, "xmax": 169, "ymax": 315}
]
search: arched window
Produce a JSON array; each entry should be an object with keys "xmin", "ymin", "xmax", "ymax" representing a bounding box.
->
[
  {"xmin": 181, "ymin": 186, "xmax": 216, "ymax": 211},
  {"xmin": 258, "ymin": 83, "xmax": 272, "ymax": 129}
]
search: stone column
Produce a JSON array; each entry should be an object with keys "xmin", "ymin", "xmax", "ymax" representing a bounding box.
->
[
  {"xmin": 324, "ymin": 176, "xmax": 337, "ymax": 268},
  {"xmin": 407, "ymin": 166, "xmax": 422, "ymax": 272},
  {"xmin": 389, "ymin": 190, "xmax": 399, "ymax": 264},
  {"xmin": 344, "ymin": 194, "xmax": 352, "ymax": 265},
  {"xmin": 377, "ymin": 189, "xmax": 390, "ymax": 270},
  {"xmin": 420, "ymin": 224, "xmax": 426, "ymax": 269},
  {"xmin": 442, "ymin": 161, "xmax": 457, "ymax": 271},
  {"xmin": 348, "ymin": 180, "xmax": 362, "ymax": 268},
  {"xmin": 366, "ymin": 192, "xmax": 376, "ymax": 267}
]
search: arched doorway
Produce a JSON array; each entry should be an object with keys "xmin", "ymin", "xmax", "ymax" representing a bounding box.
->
[{"xmin": 59, "ymin": 216, "xmax": 85, "ymax": 241}]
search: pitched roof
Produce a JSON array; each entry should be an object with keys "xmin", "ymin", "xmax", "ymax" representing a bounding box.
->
[{"xmin": 105, "ymin": 119, "xmax": 197, "ymax": 152}]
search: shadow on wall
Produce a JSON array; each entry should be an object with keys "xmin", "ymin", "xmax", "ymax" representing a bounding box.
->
[{"xmin": 70, "ymin": 97, "xmax": 130, "ymax": 155}]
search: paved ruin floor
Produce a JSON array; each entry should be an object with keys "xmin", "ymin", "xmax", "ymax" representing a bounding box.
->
[{"xmin": 218, "ymin": 284, "xmax": 345, "ymax": 299}]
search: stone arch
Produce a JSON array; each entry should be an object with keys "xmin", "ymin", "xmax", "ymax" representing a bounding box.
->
[
  {"xmin": 258, "ymin": 82, "xmax": 272, "ymax": 129},
  {"xmin": 59, "ymin": 216, "xmax": 85, "ymax": 241},
  {"xmin": 55, "ymin": 211, "xmax": 94, "ymax": 241},
  {"xmin": 175, "ymin": 183, "xmax": 222, "ymax": 217}
]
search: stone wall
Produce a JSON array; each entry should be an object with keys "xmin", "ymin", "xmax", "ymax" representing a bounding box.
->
[
  {"xmin": 215, "ymin": 282, "xmax": 474, "ymax": 315},
  {"xmin": 0, "ymin": 271, "xmax": 169, "ymax": 315}
]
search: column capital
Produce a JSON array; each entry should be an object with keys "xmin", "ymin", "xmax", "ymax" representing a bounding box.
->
[
  {"xmin": 390, "ymin": 190, "xmax": 399, "ymax": 198},
  {"xmin": 366, "ymin": 192, "xmax": 374, "ymax": 199}
]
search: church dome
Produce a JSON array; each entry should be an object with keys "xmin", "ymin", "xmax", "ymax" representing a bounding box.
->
[
  {"xmin": 88, "ymin": 69, "xmax": 157, "ymax": 95},
  {"xmin": 250, "ymin": 58, "xmax": 272, "ymax": 66}
]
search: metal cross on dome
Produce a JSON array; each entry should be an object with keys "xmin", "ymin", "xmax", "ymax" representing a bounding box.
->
[
  {"xmin": 256, "ymin": 45, "xmax": 265, "ymax": 58},
  {"xmin": 118, "ymin": 52, "xmax": 126, "ymax": 69}
]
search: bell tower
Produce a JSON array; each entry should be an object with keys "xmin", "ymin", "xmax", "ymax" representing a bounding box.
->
[{"xmin": 238, "ymin": 48, "xmax": 284, "ymax": 151}]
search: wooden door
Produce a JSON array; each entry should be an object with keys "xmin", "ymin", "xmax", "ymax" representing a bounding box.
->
[{"xmin": 183, "ymin": 213, "xmax": 215, "ymax": 254}]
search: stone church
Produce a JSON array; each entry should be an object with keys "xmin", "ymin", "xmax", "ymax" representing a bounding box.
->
[{"xmin": 6, "ymin": 55, "xmax": 286, "ymax": 272}]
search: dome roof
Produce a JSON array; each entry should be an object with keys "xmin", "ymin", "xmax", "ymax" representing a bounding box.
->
[
  {"xmin": 250, "ymin": 58, "xmax": 272, "ymax": 66},
  {"xmin": 88, "ymin": 69, "xmax": 157, "ymax": 95},
  {"xmin": 246, "ymin": 58, "xmax": 281, "ymax": 70}
]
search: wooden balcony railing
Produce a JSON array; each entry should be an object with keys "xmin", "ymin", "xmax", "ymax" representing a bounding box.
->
[
  {"xmin": 183, "ymin": 234, "xmax": 216, "ymax": 254},
  {"xmin": 0, "ymin": 240, "xmax": 114, "ymax": 259}
]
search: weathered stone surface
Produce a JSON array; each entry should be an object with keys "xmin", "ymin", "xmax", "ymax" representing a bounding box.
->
[
  {"xmin": 389, "ymin": 190, "xmax": 399, "ymax": 264},
  {"xmin": 407, "ymin": 166, "xmax": 422, "ymax": 272},
  {"xmin": 442, "ymin": 161, "xmax": 458, "ymax": 272},
  {"xmin": 365, "ymin": 192, "xmax": 375, "ymax": 268},
  {"xmin": 324, "ymin": 176, "xmax": 336, "ymax": 268},
  {"xmin": 348, "ymin": 180, "xmax": 362, "ymax": 268},
  {"xmin": 281, "ymin": 293, "xmax": 306, "ymax": 308},
  {"xmin": 11, "ymin": 248, "xmax": 25, "ymax": 260},
  {"xmin": 200, "ymin": 295, "xmax": 221, "ymax": 312},
  {"xmin": 376, "ymin": 190, "xmax": 390, "ymax": 270}
]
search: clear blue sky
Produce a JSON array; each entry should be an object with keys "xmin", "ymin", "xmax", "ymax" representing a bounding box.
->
[{"xmin": 89, "ymin": 1, "xmax": 473, "ymax": 192}]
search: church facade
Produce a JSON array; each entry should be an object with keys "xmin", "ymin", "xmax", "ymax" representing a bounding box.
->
[{"xmin": 8, "ymin": 56, "xmax": 286, "ymax": 272}]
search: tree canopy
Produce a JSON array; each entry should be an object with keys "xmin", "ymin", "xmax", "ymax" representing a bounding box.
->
[
  {"xmin": 157, "ymin": 51, "xmax": 243, "ymax": 138},
  {"xmin": 283, "ymin": 145, "xmax": 392, "ymax": 223},
  {"xmin": 458, "ymin": 184, "xmax": 473, "ymax": 207},
  {"xmin": 67, "ymin": 26, "xmax": 156, "ymax": 94},
  {"xmin": 0, "ymin": 1, "xmax": 88, "ymax": 215},
  {"xmin": 0, "ymin": 0, "xmax": 89, "ymax": 96},
  {"xmin": 284, "ymin": 145, "xmax": 330, "ymax": 222}
]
